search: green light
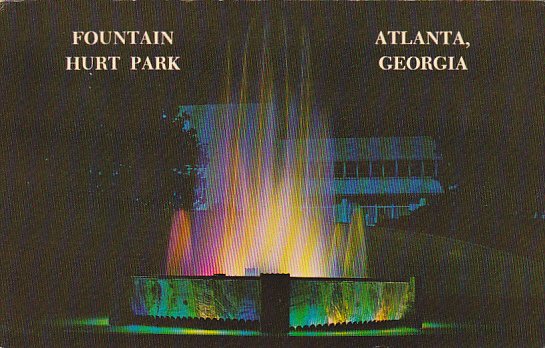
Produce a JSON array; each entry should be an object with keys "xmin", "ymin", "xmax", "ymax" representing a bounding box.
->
[
  {"xmin": 289, "ymin": 327, "xmax": 421, "ymax": 337},
  {"xmin": 59, "ymin": 316, "xmax": 259, "ymax": 336},
  {"xmin": 422, "ymin": 322, "xmax": 462, "ymax": 330},
  {"xmin": 289, "ymin": 279, "xmax": 415, "ymax": 327},
  {"xmin": 59, "ymin": 316, "xmax": 433, "ymax": 337},
  {"xmin": 58, "ymin": 317, "xmax": 109, "ymax": 327},
  {"xmin": 109, "ymin": 325, "xmax": 260, "ymax": 336},
  {"xmin": 132, "ymin": 277, "xmax": 260, "ymax": 321}
]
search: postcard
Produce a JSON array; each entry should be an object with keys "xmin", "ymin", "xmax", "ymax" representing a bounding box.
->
[{"xmin": 1, "ymin": 1, "xmax": 544, "ymax": 346}]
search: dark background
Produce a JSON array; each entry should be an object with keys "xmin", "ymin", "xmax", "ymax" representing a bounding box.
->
[{"xmin": 0, "ymin": 2, "xmax": 543, "ymax": 328}]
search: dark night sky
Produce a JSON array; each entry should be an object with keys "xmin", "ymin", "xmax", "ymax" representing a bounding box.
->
[
  {"xmin": 1, "ymin": 2, "xmax": 542, "ymax": 135},
  {"xmin": 0, "ymin": 2, "xmax": 544, "ymax": 324},
  {"xmin": 1, "ymin": 2, "xmax": 543, "ymax": 212}
]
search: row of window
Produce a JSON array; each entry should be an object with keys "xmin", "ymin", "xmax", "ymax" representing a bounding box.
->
[{"xmin": 334, "ymin": 160, "xmax": 437, "ymax": 178}]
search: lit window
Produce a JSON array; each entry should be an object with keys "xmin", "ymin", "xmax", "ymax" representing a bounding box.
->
[
  {"xmin": 383, "ymin": 161, "xmax": 396, "ymax": 177},
  {"xmin": 369, "ymin": 161, "xmax": 377, "ymax": 177},
  {"xmin": 397, "ymin": 160, "xmax": 410, "ymax": 177}
]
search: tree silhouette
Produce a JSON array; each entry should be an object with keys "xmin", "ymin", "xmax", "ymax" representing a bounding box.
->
[{"xmin": 161, "ymin": 107, "xmax": 200, "ymax": 211}]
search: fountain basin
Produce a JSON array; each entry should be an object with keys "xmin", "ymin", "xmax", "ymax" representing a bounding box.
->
[{"xmin": 116, "ymin": 274, "xmax": 419, "ymax": 333}]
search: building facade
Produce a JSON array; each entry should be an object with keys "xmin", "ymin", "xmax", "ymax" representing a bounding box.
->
[
  {"xmin": 331, "ymin": 137, "xmax": 443, "ymax": 226},
  {"xmin": 182, "ymin": 104, "xmax": 444, "ymax": 227}
]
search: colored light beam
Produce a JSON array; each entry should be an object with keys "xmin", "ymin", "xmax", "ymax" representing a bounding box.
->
[{"xmin": 166, "ymin": 29, "xmax": 366, "ymax": 278}]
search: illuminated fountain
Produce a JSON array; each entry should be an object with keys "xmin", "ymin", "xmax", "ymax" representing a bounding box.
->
[
  {"xmin": 166, "ymin": 31, "xmax": 339, "ymax": 278},
  {"xmin": 123, "ymin": 29, "xmax": 418, "ymax": 333}
]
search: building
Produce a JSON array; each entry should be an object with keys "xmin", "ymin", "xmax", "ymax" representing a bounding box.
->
[
  {"xmin": 182, "ymin": 104, "xmax": 444, "ymax": 227},
  {"xmin": 332, "ymin": 137, "xmax": 443, "ymax": 226}
]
